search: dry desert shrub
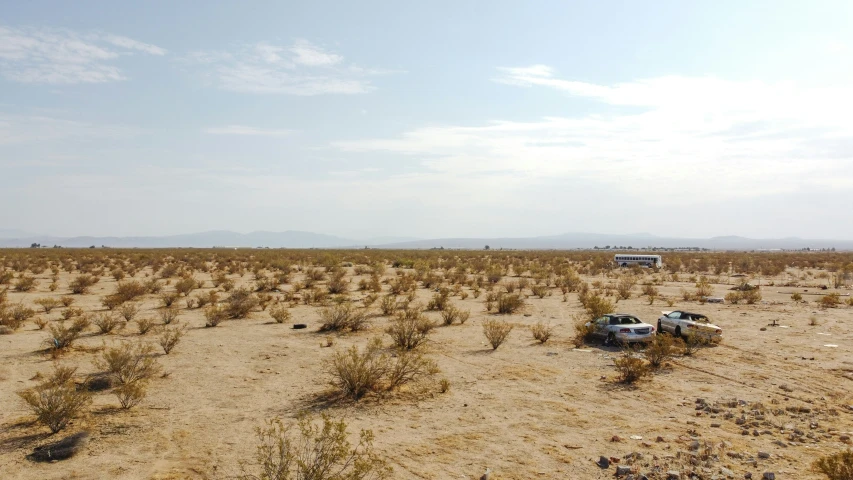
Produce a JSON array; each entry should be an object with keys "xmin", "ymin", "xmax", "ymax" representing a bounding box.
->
[
  {"xmin": 136, "ymin": 317, "xmax": 155, "ymax": 335},
  {"xmin": 159, "ymin": 305, "xmax": 180, "ymax": 325},
  {"xmin": 269, "ymin": 304, "xmax": 292, "ymax": 324},
  {"xmin": 531, "ymin": 284, "xmax": 549, "ymax": 298},
  {"xmin": 426, "ymin": 289, "xmax": 450, "ymax": 311},
  {"xmin": 386, "ymin": 307, "xmax": 435, "ymax": 350},
  {"xmin": 60, "ymin": 296, "xmax": 75, "ymax": 307},
  {"xmin": 725, "ymin": 291, "xmax": 742, "ymax": 304},
  {"xmin": 680, "ymin": 332, "xmax": 709, "ymax": 356},
  {"xmin": 114, "ymin": 381, "xmax": 147, "ymax": 409},
  {"xmin": 531, "ymin": 321, "xmax": 553, "ymax": 344},
  {"xmin": 614, "ymin": 350, "xmax": 651, "ymax": 384},
  {"xmin": 495, "ymin": 293, "xmax": 524, "ymax": 314},
  {"xmin": 225, "ymin": 287, "xmax": 261, "ymax": 318},
  {"xmin": 318, "ymin": 303, "xmax": 369, "ymax": 332},
  {"xmin": 14, "ymin": 274, "xmax": 38, "ymax": 292},
  {"xmin": 97, "ymin": 341, "xmax": 160, "ymax": 385},
  {"xmin": 239, "ymin": 414, "xmax": 391, "ymax": 480},
  {"xmin": 616, "ymin": 275, "xmax": 636, "ymax": 299},
  {"xmin": 18, "ymin": 366, "xmax": 91, "ymax": 433},
  {"xmin": 34, "ymin": 317, "xmax": 48, "ymax": 330},
  {"xmin": 572, "ymin": 316, "xmax": 597, "ymax": 347},
  {"xmin": 812, "ymin": 449, "xmax": 853, "ymax": 480},
  {"xmin": 482, "ymin": 318, "xmax": 513, "ymax": 349},
  {"xmin": 118, "ymin": 302, "xmax": 140, "ymax": 321},
  {"xmin": 61, "ymin": 307, "xmax": 84, "ymax": 320},
  {"xmin": 644, "ymin": 334, "xmax": 678, "ymax": 369},
  {"xmin": 47, "ymin": 317, "xmax": 90, "ymax": 351},
  {"xmin": 69, "ymin": 274, "xmax": 99, "ymax": 294},
  {"xmin": 158, "ymin": 324, "xmax": 185, "ymax": 354},
  {"xmin": 581, "ymin": 293, "xmax": 614, "ymax": 320},
  {"xmin": 791, "ymin": 292, "xmax": 803, "ymax": 302},
  {"xmin": 204, "ymin": 304, "xmax": 228, "ymax": 327},
  {"xmin": 174, "ymin": 276, "xmax": 198, "ymax": 296},
  {"xmin": 327, "ymin": 338, "xmax": 437, "ymax": 400},
  {"xmin": 159, "ymin": 291, "xmax": 180, "ymax": 308},
  {"xmin": 821, "ymin": 293, "xmax": 842, "ymax": 308},
  {"xmin": 1, "ymin": 303, "xmax": 36, "ymax": 330},
  {"xmin": 92, "ymin": 312, "xmax": 123, "ymax": 334},
  {"xmin": 742, "ymin": 289, "xmax": 762, "ymax": 304},
  {"xmin": 379, "ymin": 295, "xmax": 396, "ymax": 316},
  {"xmin": 35, "ymin": 297, "xmax": 61, "ymax": 313}
]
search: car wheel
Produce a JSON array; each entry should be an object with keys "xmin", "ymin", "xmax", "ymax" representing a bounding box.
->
[
  {"xmin": 675, "ymin": 326, "xmax": 682, "ymax": 338},
  {"xmin": 605, "ymin": 332, "xmax": 616, "ymax": 346},
  {"xmin": 657, "ymin": 320, "xmax": 662, "ymax": 332}
]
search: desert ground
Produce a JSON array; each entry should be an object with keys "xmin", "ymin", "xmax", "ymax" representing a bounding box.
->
[{"xmin": 0, "ymin": 249, "xmax": 851, "ymax": 480}]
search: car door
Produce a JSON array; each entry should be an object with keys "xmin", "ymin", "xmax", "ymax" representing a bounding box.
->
[
  {"xmin": 593, "ymin": 317, "xmax": 609, "ymax": 338},
  {"xmin": 662, "ymin": 311, "xmax": 681, "ymax": 332}
]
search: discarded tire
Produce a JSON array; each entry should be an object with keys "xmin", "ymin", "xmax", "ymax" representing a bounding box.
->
[{"xmin": 292, "ymin": 324, "xmax": 307, "ymax": 329}]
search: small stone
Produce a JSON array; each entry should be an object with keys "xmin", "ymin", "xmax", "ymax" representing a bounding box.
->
[
  {"xmin": 711, "ymin": 423, "xmax": 721, "ymax": 428},
  {"xmin": 666, "ymin": 471, "xmax": 681, "ymax": 480},
  {"xmin": 744, "ymin": 473, "xmax": 753, "ymax": 479},
  {"xmin": 758, "ymin": 451, "xmax": 770, "ymax": 459},
  {"xmin": 656, "ymin": 436, "xmax": 666, "ymax": 443},
  {"xmin": 762, "ymin": 473, "xmax": 775, "ymax": 480},
  {"xmin": 611, "ymin": 435, "xmax": 623, "ymax": 442},
  {"xmin": 840, "ymin": 435, "xmax": 851, "ymax": 443},
  {"xmin": 689, "ymin": 440, "xmax": 700, "ymax": 450},
  {"xmin": 597, "ymin": 456, "xmax": 610, "ymax": 468},
  {"xmin": 616, "ymin": 465, "xmax": 631, "ymax": 476}
]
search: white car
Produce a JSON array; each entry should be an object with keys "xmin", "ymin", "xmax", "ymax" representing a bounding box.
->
[
  {"xmin": 585, "ymin": 314, "xmax": 656, "ymax": 346},
  {"xmin": 658, "ymin": 311, "xmax": 722, "ymax": 342}
]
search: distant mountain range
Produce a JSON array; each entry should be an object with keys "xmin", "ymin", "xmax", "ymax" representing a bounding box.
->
[{"xmin": 0, "ymin": 230, "xmax": 851, "ymax": 250}]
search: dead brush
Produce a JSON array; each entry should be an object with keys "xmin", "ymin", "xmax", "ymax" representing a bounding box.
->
[
  {"xmin": 68, "ymin": 274, "xmax": 100, "ymax": 295},
  {"xmin": 482, "ymin": 319, "xmax": 513, "ymax": 349},
  {"xmin": 96, "ymin": 341, "xmax": 160, "ymax": 385},
  {"xmin": 35, "ymin": 297, "xmax": 61, "ymax": 313},
  {"xmin": 439, "ymin": 306, "xmax": 463, "ymax": 326},
  {"xmin": 495, "ymin": 293, "xmax": 524, "ymax": 314},
  {"xmin": 327, "ymin": 338, "xmax": 438, "ymax": 401},
  {"xmin": 386, "ymin": 307, "xmax": 435, "ymax": 350},
  {"xmin": 531, "ymin": 321, "xmax": 553, "ymax": 343},
  {"xmin": 268, "ymin": 303, "xmax": 291, "ymax": 324},
  {"xmin": 319, "ymin": 303, "xmax": 369, "ymax": 332},
  {"xmin": 812, "ymin": 449, "xmax": 853, "ymax": 480},
  {"xmin": 92, "ymin": 312, "xmax": 123, "ymax": 334},
  {"xmin": 572, "ymin": 316, "xmax": 597, "ymax": 347},
  {"xmin": 47, "ymin": 316, "xmax": 90, "ymax": 352},
  {"xmin": 18, "ymin": 366, "xmax": 92, "ymax": 433},
  {"xmin": 203, "ymin": 304, "xmax": 228, "ymax": 327},
  {"xmin": 118, "ymin": 302, "xmax": 140, "ymax": 321},
  {"xmin": 158, "ymin": 305, "xmax": 180, "ymax": 325},
  {"xmin": 239, "ymin": 414, "xmax": 391, "ymax": 480},
  {"xmin": 644, "ymin": 334, "xmax": 678, "ymax": 369},
  {"xmin": 614, "ymin": 349, "xmax": 651, "ymax": 384},
  {"xmin": 136, "ymin": 317, "xmax": 155, "ymax": 335},
  {"xmin": 158, "ymin": 324, "xmax": 185, "ymax": 354}
]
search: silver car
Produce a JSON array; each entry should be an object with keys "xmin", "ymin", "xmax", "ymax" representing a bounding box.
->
[{"xmin": 585, "ymin": 314, "xmax": 656, "ymax": 346}]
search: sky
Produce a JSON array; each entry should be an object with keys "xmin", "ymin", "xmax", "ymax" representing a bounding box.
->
[{"xmin": 1, "ymin": 0, "xmax": 853, "ymax": 240}]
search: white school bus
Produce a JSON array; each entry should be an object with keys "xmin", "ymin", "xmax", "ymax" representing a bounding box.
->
[{"xmin": 614, "ymin": 254, "xmax": 662, "ymax": 268}]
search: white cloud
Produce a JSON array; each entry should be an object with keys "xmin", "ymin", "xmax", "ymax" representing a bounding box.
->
[
  {"xmin": 290, "ymin": 39, "xmax": 342, "ymax": 66},
  {"xmin": 204, "ymin": 125, "xmax": 296, "ymax": 137},
  {"xmin": 336, "ymin": 69, "xmax": 853, "ymax": 204},
  {"xmin": 0, "ymin": 26, "xmax": 166, "ymax": 84},
  {"xmin": 189, "ymin": 39, "xmax": 389, "ymax": 95}
]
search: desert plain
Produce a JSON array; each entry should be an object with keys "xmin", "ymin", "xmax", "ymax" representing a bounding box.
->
[{"xmin": 0, "ymin": 249, "xmax": 851, "ymax": 480}]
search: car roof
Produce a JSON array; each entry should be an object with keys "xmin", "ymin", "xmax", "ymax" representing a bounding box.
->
[{"xmin": 608, "ymin": 313, "xmax": 638, "ymax": 317}]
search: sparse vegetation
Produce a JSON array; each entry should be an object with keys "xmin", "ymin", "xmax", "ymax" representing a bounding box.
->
[
  {"xmin": 482, "ymin": 319, "xmax": 513, "ymax": 349},
  {"xmin": 239, "ymin": 414, "xmax": 391, "ymax": 480},
  {"xmin": 18, "ymin": 366, "xmax": 92, "ymax": 433},
  {"xmin": 614, "ymin": 349, "xmax": 650, "ymax": 383},
  {"xmin": 386, "ymin": 306, "xmax": 435, "ymax": 350},
  {"xmin": 531, "ymin": 321, "xmax": 553, "ymax": 343},
  {"xmin": 812, "ymin": 449, "xmax": 853, "ymax": 480},
  {"xmin": 318, "ymin": 303, "xmax": 369, "ymax": 332}
]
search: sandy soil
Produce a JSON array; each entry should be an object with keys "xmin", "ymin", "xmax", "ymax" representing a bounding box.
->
[{"xmin": 1, "ymin": 265, "xmax": 852, "ymax": 479}]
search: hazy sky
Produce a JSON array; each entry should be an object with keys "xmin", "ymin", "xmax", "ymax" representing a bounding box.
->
[{"xmin": 2, "ymin": 1, "xmax": 852, "ymax": 240}]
